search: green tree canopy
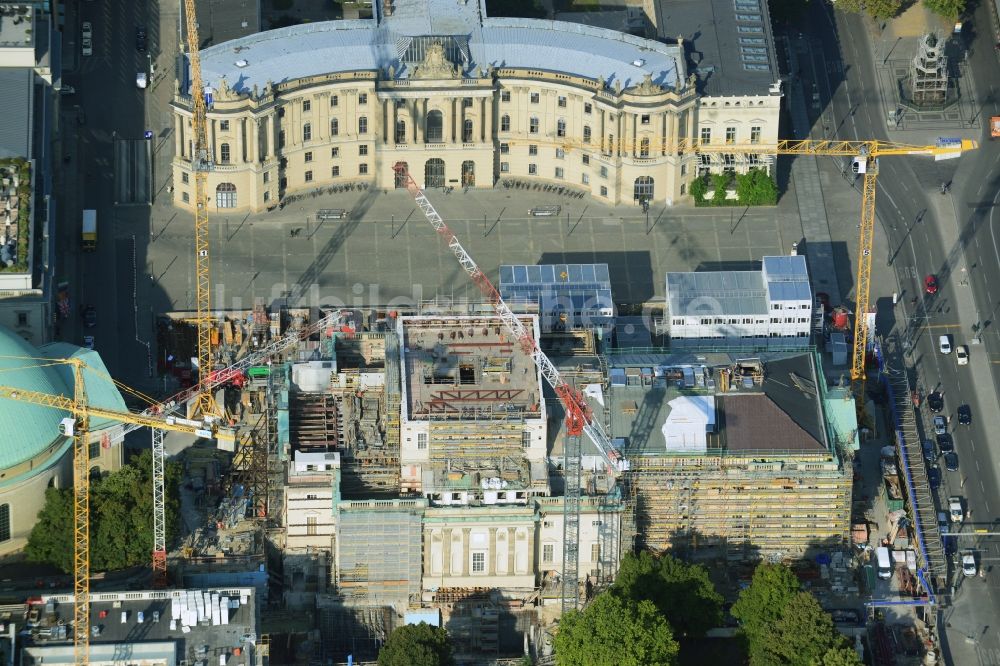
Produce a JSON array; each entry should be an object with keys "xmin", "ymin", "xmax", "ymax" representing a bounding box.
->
[
  {"xmin": 555, "ymin": 593, "xmax": 679, "ymax": 665},
  {"xmin": 731, "ymin": 562, "xmax": 801, "ymax": 646},
  {"xmin": 612, "ymin": 551, "xmax": 724, "ymax": 638},
  {"xmin": 377, "ymin": 622, "xmax": 454, "ymax": 666},
  {"xmin": 756, "ymin": 592, "xmax": 849, "ymax": 666},
  {"xmin": 812, "ymin": 646, "xmax": 864, "ymax": 666},
  {"xmin": 25, "ymin": 451, "xmax": 182, "ymax": 573},
  {"xmin": 923, "ymin": 0, "xmax": 965, "ymax": 20}
]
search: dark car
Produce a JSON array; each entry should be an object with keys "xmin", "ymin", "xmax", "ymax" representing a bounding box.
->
[
  {"xmin": 82, "ymin": 304, "xmax": 96, "ymax": 328},
  {"xmin": 945, "ymin": 534, "xmax": 957, "ymax": 556},
  {"xmin": 135, "ymin": 27, "xmax": 147, "ymax": 52},
  {"xmin": 927, "ymin": 466, "xmax": 942, "ymax": 490},
  {"xmin": 944, "ymin": 451, "xmax": 960, "ymax": 472},
  {"xmin": 958, "ymin": 404, "xmax": 972, "ymax": 426},
  {"xmin": 936, "ymin": 433, "xmax": 954, "ymax": 453},
  {"xmin": 922, "ymin": 439, "xmax": 937, "ymax": 463},
  {"xmin": 927, "ymin": 391, "xmax": 944, "ymax": 413}
]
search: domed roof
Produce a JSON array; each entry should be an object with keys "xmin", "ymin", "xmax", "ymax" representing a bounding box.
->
[
  {"xmin": 0, "ymin": 327, "xmax": 72, "ymax": 469},
  {"xmin": 0, "ymin": 327, "xmax": 128, "ymax": 472}
]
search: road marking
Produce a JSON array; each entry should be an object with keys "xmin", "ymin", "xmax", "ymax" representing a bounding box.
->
[{"xmin": 976, "ymin": 458, "xmax": 981, "ymax": 472}]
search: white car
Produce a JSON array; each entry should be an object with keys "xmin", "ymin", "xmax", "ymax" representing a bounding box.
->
[
  {"xmin": 136, "ymin": 72, "xmax": 148, "ymax": 89},
  {"xmin": 939, "ymin": 335, "xmax": 952, "ymax": 354},
  {"xmin": 81, "ymin": 22, "xmax": 93, "ymax": 56},
  {"xmin": 956, "ymin": 345, "xmax": 968, "ymax": 365},
  {"xmin": 962, "ymin": 551, "xmax": 977, "ymax": 577},
  {"xmin": 81, "ymin": 37, "xmax": 93, "ymax": 57}
]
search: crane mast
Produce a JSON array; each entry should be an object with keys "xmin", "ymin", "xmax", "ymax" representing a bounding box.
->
[{"xmin": 394, "ymin": 165, "xmax": 624, "ymax": 612}]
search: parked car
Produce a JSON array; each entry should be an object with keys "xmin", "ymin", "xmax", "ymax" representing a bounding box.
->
[
  {"xmin": 936, "ymin": 433, "xmax": 954, "ymax": 453},
  {"xmin": 59, "ymin": 85, "xmax": 76, "ymax": 95},
  {"xmin": 927, "ymin": 466, "xmax": 942, "ymax": 490},
  {"xmin": 925, "ymin": 274, "xmax": 938, "ymax": 295},
  {"xmin": 939, "ymin": 335, "xmax": 952, "ymax": 354},
  {"xmin": 933, "ymin": 415, "xmax": 947, "ymax": 435},
  {"xmin": 956, "ymin": 345, "xmax": 969, "ymax": 365},
  {"xmin": 922, "ymin": 439, "xmax": 937, "ymax": 463},
  {"xmin": 82, "ymin": 304, "xmax": 96, "ymax": 328},
  {"xmin": 938, "ymin": 512, "xmax": 949, "ymax": 536},
  {"xmin": 944, "ymin": 451, "xmax": 960, "ymax": 472},
  {"xmin": 927, "ymin": 391, "xmax": 944, "ymax": 413},
  {"xmin": 82, "ymin": 37, "xmax": 93, "ymax": 56},
  {"xmin": 136, "ymin": 72, "xmax": 148, "ymax": 89},
  {"xmin": 83, "ymin": 335, "xmax": 95, "ymax": 350},
  {"xmin": 829, "ymin": 609, "xmax": 862, "ymax": 625},
  {"xmin": 81, "ymin": 21, "xmax": 93, "ymax": 57},
  {"xmin": 957, "ymin": 404, "xmax": 971, "ymax": 426},
  {"xmin": 962, "ymin": 551, "xmax": 978, "ymax": 577},
  {"xmin": 135, "ymin": 26, "xmax": 147, "ymax": 53}
]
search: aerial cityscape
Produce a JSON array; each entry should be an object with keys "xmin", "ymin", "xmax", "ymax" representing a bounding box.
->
[{"xmin": 0, "ymin": 0, "xmax": 995, "ymax": 662}]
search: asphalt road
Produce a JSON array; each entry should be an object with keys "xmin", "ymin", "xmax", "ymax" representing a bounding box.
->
[{"xmin": 798, "ymin": 0, "xmax": 1000, "ymax": 659}]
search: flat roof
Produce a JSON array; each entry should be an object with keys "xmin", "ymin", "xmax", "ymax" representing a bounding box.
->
[
  {"xmin": 666, "ymin": 270, "xmax": 767, "ymax": 317},
  {"xmin": 194, "ymin": 0, "xmax": 684, "ymax": 96},
  {"xmin": 0, "ymin": 68, "xmax": 32, "ymax": 159},
  {"xmin": 500, "ymin": 264, "xmax": 613, "ymax": 315},
  {"xmin": 654, "ymin": 0, "xmax": 779, "ymax": 97},
  {"xmin": 23, "ymin": 588, "xmax": 257, "ymax": 666},
  {"xmin": 399, "ymin": 316, "xmax": 543, "ymax": 421}
]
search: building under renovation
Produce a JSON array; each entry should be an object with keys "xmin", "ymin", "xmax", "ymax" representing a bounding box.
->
[{"xmin": 604, "ymin": 349, "xmax": 853, "ymax": 559}]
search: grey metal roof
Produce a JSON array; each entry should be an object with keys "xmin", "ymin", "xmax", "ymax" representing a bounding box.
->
[
  {"xmin": 665, "ymin": 270, "xmax": 767, "ymax": 316},
  {"xmin": 196, "ymin": 0, "xmax": 684, "ymax": 95},
  {"xmin": 500, "ymin": 263, "xmax": 613, "ymax": 314},
  {"xmin": 0, "ymin": 68, "xmax": 32, "ymax": 159},
  {"xmin": 654, "ymin": 0, "xmax": 779, "ymax": 96}
]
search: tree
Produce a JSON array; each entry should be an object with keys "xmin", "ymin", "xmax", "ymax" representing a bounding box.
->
[
  {"xmin": 554, "ymin": 593, "xmax": 679, "ymax": 665},
  {"xmin": 923, "ymin": 0, "xmax": 965, "ymax": 19},
  {"xmin": 735, "ymin": 168, "xmax": 779, "ymax": 206},
  {"xmin": 710, "ymin": 173, "xmax": 730, "ymax": 205},
  {"xmin": 690, "ymin": 175, "xmax": 709, "ymax": 203},
  {"xmin": 378, "ymin": 623, "xmax": 454, "ymax": 666},
  {"xmin": 730, "ymin": 563, "xmax": 800, "ymax": 650},
  {"xmin": 756, "ymin": 592, "xmax": 848, "ymax": 666},
  {"xmin": 812, "ymin": 647, "xmax": 864, "ymax": 666},
  {"xmin": 612, "ymin": 551, "xmax": 723, "ymax": 638},
  {"xmin": 25, "ymin": 452, "xmax": 182, "ymax": 573},
  {"xmin": 833, "ymin": 0, "xmax": 903, "ymax": 20}
]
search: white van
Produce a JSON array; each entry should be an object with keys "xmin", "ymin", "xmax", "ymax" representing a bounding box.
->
[
  {"xmin": 939, "ymin": 335, "xmax": 952, "ymax": 354},
  {"xmin": 875, "ymin": 546, "xmax": 892, "ymax": 580}
]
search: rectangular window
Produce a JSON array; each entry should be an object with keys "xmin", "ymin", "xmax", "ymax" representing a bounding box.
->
[
  {"xmin": 417, "ymin": 433, "xmax": 428, "ymax": 450},
  {"xmin": 501, "ymin": 90, "xmax": 511, "ymax": 102},
  {"xmin": 359, "ymin": 144, "xmax": 368, "ymax": 156},
  {"xmin": 750, "ymin": 126, "xmax": 761, "ymax": 143},
  {"xmin": 522, "ymin": 431, "xmax": 532, "ymax": 449},
  {"xmin": 726, "ymin": 127, "xmax": 736, "ymax": 144},
  {"xmin": 181, "ymin": 172, "xmax": 189, "ymax": 184},
  {"xmin": 331, "ymin": 147, "xmax": 339, "ymax": 158},
  {"xmin": 641, "ymin": 114, "xmax": 650, "ymax": 125},
  {"xmin": 331, "ymin": 95, "xmax": 339, "ymax": 107},
  {"xmin": 331, "ymin": 119, "xmax": 339, "ymax": 136},
  {"xmin": 306, "ymin": 516, "xmax": 317, "ymax": 536},
  {"xmin": 500, "ymin": 143, "xmax": 510, "ymax": 154},
  {"xmin": 584, "ymin": 103, "xmax": 592, "ymax": 114},
  {"xmin": 304, "ymin": 170, "xmax": 313, "ymax": 182},
  {"xmin": 359, "ymin": 117, "xmax": 368, "ymax": 134},
  {"xmin": 219, "ymin": 120, "xmax": 230, "ymax": 131},
  {"xmin": 304, "ymin": 151, "xmax": 313, "ymax": 163},
  {"xmin": 599, "ymin": 165, "xmax": 608, "ymax": 178},
  {"xmin": 558, "ymin": 96, "xmax": 567, "ymax": 108},
  {"xmin": 700, "ymin": 127, "xmax": 711, "ymax": 143},
  {"xmin": 543, "ymin": 544, "xmax": 554, "ymax": 563},
  {"xmin": 530, "ymin": 92, "xmax": 540, "ymax": 104},
  {"xmin": 680, "ymin": 164, "xmax": 687, "ymax": 176},
  {"xmin": 182, "ymin": 192, "xmax": 190, "ymax": 203},
  {"xmin": 302, "ymin": 124, "xmax": 311, "ymax": 142},
  {"xmin": 264, "ymin": 190, "xmax": 270, "ymax": 201},
  {"xmin": 600, "ymin": 186, "xmax": 608, "ymax": 196},
  {"xmin": 529, "ymin": 145, "xmax": 538, "ymax": 156},
  {"xmin": 582, "ymin": 154, "xmax": 590, "ymax": 165},
  {"xmin": 359, "ymin": 163, "xmax": 368, "ymax": 175},
  {"xmin": 529, "ymin": 118, "xmax": 539, "ymax": 134},
  {"xmin": 500, "ymin": 161, "xmax": 510, "ymax": 172},
  {"xmin": 528, "ymin": 163, "xmax": 537, "ymax": 175},
  {"xmin": 554, "ymin": 167, "xmax": 564, "ymax": 179},
  {"xmin": 472, "ymin": 552, "xmax": 485, "ymax": 573},
  {"xmin": 581, "ymin": 173, "xmax": 589, "ymax": 185},
  {"xmin": 555, "ymin": 148, "xmax": 565, "ymax": 159},
  {"xmin": 89, "ymin": 441, "xmax": 100, "ymax": 459},
  {"xmin": 463, "ymin": 97, "xmax": 473, "ymax": 108},
  {"xmin": 358, "ymin": 93, "xmax": 368, "ymax": 105},
  {"xmin": 332, "ymin": 165, "xmax": 340, "ymax": 177},
  {"xmin": 591, "ymin": 543, "xmax": 600, "ymax": 562},
  {"xmin": 278, "ymin": 130, "xmax": 285, "ymax": 148},
  {"xmin": 263, "ymin": 172, "xmax": 269, "ymax": 183},
  {"xmin": 302, "ymin": 99, "xmax": 311, "ymax": 112},
  {"xmin": 500, "ymin": 115, "xmax": 510, "ymax": 132}
]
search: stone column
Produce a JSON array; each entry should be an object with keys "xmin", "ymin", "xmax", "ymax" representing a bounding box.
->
[
  {"xmin": 175, "ymin": 114, "xmax": 184, "ymax": 156},
  {"xmin": 631, "ymin": 114, "xmax": 638, "ymax": 157},
  {"xmin": 267, "ymin": 113, "xmax": 275, "ymax": 159},
  {"xmin": 234, "ymin": 119, "xmax": 244, "ymax": 164},
  {"xmin": 389, "ymin": 101, "xmax": 397, "ymax": 147},
  {"xmin": 507, "ymin": 527, "xmax": 516, "ymax": 574},
  {"xmin": 462, "ymin": 528, "xmax": 472, "ymax": 575},
  {"xmin": 488, "ymin": 528, "xmax": 497, "ymax": 575},
  {"xmin": 482, "ymin": 96, "xmax": 493, "ymax": 143},
  {"xmin": 599, "ymin": 109, "xmax": 606, "ymax": 154},
  {"xmin": 443, "ymin": 529, "xmax": 453, "ymax": 575}
]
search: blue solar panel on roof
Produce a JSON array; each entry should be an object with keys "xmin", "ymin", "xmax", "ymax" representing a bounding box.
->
[
  {"xmin": 499, "ymin": 265, "xmax": 514, "ymax": 283},
  {"xmin": 514, "ymin": 265, "xmax": 527, "ymax": 282},
  {"xmin": 541, "ymin": 265, "xmax": 555, "ymax": 282}
]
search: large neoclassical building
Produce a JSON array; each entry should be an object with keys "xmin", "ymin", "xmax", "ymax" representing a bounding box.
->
[{"xmin": 171, "ymin": 0, "xmax": 781, "ymax": 212}]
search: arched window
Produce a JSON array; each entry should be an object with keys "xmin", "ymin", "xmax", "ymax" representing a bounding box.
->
[
  {"xmin": 500, "ymin": 114, "xmax": 511, "ymax": 132},
  {"xmin": 330, "ymin": 118, "xmax": 339, "ymax": 136},
  {"xmin": 634, "ymin": 176, "xmax": 654, "ymax": 202},
  {"xmin": 216, "ymin": 182, "xmax": 237, "ymax": 208},
  {"xmin": 639, "ymin": 137, "xmax": 650, "ymax": 158},
  {"xmin": 529, "ymin": 117, "xmax": 539, "ymax": 134},
  {"xmin": 461, "ymin": 160, "xmax": 475, "ymax": 187},
  {"xmin": 394, "ymin": 162, "xmax": 409, "ymax": 188},
  {"xmin": 395, "ymin": 119, "xmax": 407, "ymax": 144},
  {"xmin": 556, "ymin": 119, "xmax": 566, "ymax": 138},
  {"xmin": 302, "ymin": 123, "xmax": 312, "ymax": 142},
  {"xmin": 426, "ymin": 110, "xmax": 443, "ymax": 142},
  {"xmin": 425, "ymin": 158, "xmax": 446, "ymax": 188},
  {"xmin": 583, "ymin": 125, "xmax": 591, "ymax": 144},
  {"xmin": 219, "ymin": 143, "xmax": 231, "ymax": 163},
  {"xmin": 463, "ymin": 118, "xmax": 474, "ymax": 142}
]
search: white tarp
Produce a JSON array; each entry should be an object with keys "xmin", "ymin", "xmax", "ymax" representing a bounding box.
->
[
  {"xmin": 583, "ymin": 384, "xmax": 605, "ymax": 407},
  {"xmin": 661, "ymin": 395, "xmax": 715, "ymax": 453}
]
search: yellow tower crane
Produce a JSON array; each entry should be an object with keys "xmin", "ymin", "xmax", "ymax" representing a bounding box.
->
[
  {"xmin": 0, "ymin": 359, "xmax": 236, "ymax": 666},
  {"xmin": 509, "ymin": 136, "xmax": 977, "ymax": 396},
  {"xmin": 181, "ymin": 0, "xmax": 217, "ymax": 417}
]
